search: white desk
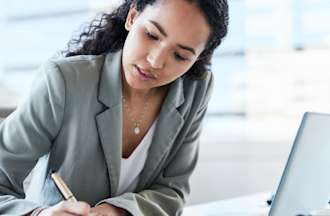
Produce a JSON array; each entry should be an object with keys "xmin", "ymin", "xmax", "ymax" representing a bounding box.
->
[{"xmin": 183, "ymin": 192, "xmax": 271, "ymax": 216}]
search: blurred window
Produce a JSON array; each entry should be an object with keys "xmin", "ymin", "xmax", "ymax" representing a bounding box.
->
[{"xmin": 1, "ymin": 0, "xmax": 330, "ymax": 131}]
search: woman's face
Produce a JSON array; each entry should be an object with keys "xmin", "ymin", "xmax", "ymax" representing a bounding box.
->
[{"xmin": 122, "ymin": 0, "xmax": 211, "ymax": 91}]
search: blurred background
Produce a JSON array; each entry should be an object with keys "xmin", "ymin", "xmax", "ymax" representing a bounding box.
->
[{"xmin": 1, "ymin": 0, "xmax": 330, "ymax": 206}]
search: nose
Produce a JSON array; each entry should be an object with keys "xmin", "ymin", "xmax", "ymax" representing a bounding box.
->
[{"xmin": 147, "ymin": 48, "xmax": 166, "ymax": 69}]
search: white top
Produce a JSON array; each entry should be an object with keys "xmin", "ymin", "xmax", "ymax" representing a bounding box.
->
[{"xmin": 116, "ymin": 119, "xmax": 158, "ymax": 195}]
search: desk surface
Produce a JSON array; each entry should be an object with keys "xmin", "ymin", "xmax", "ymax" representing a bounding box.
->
[{"xmin": 183, "ymin": 192, "xmax": 270, "ymax": 216}]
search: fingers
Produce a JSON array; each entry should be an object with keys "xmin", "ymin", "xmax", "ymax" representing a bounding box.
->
[
  {"xmin": 89, "ymin": 208, "xmax": 108, "ymax": 216},
  {"xmin": 56, "ymin": 213, "xmax": 79, "ymax": 216},
  {"xmin": 88, "ymin": 212, "xmax": 104, "ymax": 216},
  {"xmin": 54, "ymin": 201, "xmax": 91, "ymax": 215}
]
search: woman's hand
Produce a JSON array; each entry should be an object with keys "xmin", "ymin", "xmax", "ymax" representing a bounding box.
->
[
  {"xmin": 37, "ymin": 201, "xmax": 90, "ymax": 216},
  {"xmin": 89, "ymin": 203, "xmax": 127, "ymax": 216}
]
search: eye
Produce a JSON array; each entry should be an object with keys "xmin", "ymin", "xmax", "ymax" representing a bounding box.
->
[
  {"xmin": 146, "ymin": 31, "xmax": 159, "ymax": 41},
  {"xmin": 174, "ymin": 53, "xmax": 188, "ymax": 61}
]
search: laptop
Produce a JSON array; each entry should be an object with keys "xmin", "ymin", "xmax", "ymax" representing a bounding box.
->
[{"xmin": 269, "ymin": 112, "xmax": 330, "ymax": 216}]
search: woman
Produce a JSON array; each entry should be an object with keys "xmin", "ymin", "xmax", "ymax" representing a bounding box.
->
[{"xmin": 0, "ymin": 0, "xmax": 228, "ymax": 215}]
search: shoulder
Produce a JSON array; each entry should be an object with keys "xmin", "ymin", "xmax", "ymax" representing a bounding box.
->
[
  {"xmin": 39, "ymin": 54, "xmax": 107, "ymax": 90},
  {"xmin": 172, "ymin": 72, "xmax": 213, "ymax": 118},
  {"xmin": 48, "ymin": 54, "xmax": 106, "ymax": 78},
  {"xmin": 182, "ymin": 72, "xmax": 214, "ymax": 104},
  {"xmin": 52, "ymin": 54, "xmax": 105, "ymax": 67}
]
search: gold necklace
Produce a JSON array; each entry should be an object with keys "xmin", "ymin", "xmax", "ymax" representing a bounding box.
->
[{"xmin": 122, "ymin": 92, "xmax": 153, "ymax": 135}]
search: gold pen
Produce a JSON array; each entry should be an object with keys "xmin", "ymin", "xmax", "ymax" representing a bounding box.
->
[
  {"xmin": 51, "ymin": 172, "xmax": 93, "ymax": 216},
  {"xmin": 51, "ymin": 172, "xmax": 77, "ymax": 202}
]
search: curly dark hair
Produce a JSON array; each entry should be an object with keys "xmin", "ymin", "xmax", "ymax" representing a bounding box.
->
[{"xmin": 65, "ymin": 0, "xmax": 229, "ymax": 79}]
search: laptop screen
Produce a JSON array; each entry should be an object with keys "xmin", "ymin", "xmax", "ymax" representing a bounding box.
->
[{"xmin": 269, "ymin": 112, "xmax": 330, "ymax": 216}]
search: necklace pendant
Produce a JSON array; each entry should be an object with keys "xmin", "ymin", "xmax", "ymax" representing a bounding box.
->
[{"xmin": 134, "ymin": 127, "xmax": 140, "ymax": 135}]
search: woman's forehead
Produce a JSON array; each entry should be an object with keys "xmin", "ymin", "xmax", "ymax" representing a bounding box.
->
[{"xmin": 139, "ymin": 0, "xmax": 211, "ymax": 51}]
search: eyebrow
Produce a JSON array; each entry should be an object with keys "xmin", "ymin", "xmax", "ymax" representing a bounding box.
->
[{"xmin": 149, "ymin": 20, "xmax": 196, "ymax": 55}]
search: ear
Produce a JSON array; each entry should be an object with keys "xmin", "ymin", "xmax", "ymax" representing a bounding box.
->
[{"xmin": 125, "ymin": 6, "xmax": 139, "ymax": 31}]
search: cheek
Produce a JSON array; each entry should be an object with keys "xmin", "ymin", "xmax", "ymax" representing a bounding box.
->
[
  {"xmin": 167, "ymin": 62, "xmax": 194, "ymax": 77},
  {"xmin": 126, "ymin": 28, "xmax": 149, "ymax": 54},
  {"xmin": 162, "ymin": 65, "xmax": 190, "ymax": 82}
]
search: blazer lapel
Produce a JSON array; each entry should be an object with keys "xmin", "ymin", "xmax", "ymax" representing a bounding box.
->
[
  {"xmin": 137, "ymin": 78, "xmax": 185, "ymax": 190},
  {"xmin": 95, "ymin": 51, "xmax": 123, "ymax": 196}
]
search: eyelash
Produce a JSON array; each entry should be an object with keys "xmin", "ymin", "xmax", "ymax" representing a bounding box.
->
[
  {"xmin": 174, "ymin": 53, "xmax": 187, "ymax": 61},
  {"xmin": 145, "ymin": 31, "xmax": 188, "ymax": 61},
  {"xmin": 145, "ymin": 31, "xmax": 157, "ymax": 41}
]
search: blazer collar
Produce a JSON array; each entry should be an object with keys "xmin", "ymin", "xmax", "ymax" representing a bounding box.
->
[
  {"xmin": 164, "ymin": 76, "xmax": 185, "ymax": 110},
  {"xmin": 98, "ymin": 50, "xmax": 123, "ymax": 108},
  {"xmin": 96, "ymin": 50, "xmax": 123, "ymax": 197}
]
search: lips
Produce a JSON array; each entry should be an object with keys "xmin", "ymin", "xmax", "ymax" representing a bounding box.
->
[{"xmin": 134, "ymin": 65, "xmax": 156, "ymax": 80}]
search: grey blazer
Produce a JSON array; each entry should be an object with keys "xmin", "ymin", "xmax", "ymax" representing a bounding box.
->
[{"xmin": 0, "ymin": 50, "xmax": 213, "ymax": 215}]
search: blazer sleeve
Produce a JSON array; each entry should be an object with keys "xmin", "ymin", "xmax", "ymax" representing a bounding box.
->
[
  {"xmin": 0, "ymin": 61, "xmax": 65, "ymax": 215},
  {"xmin": 98, "ymin": 73, "xmax": 214, "ymax": 216}
]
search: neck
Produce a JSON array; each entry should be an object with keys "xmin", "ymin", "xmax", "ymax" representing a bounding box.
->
[{"xmin": 123, "ymin": 85, "xmax": 154, "ymax": 101}]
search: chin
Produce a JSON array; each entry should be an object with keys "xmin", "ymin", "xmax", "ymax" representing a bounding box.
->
[
  {"xmin": 126, "ymin": 78, "xmax": 152, "ymax": 90},
  {"xmin": 125, "ymin": 69, "xmax": 153, "ymax": 89}
]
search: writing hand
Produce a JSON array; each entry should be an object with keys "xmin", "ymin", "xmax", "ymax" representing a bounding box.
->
[
  {"xmin": 89, "ymin": 203, "xmax": 127, "ymax": 216},
  {"xmin": 37, "ymin": 200, "xmax": 90, "ymax": 216}
]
